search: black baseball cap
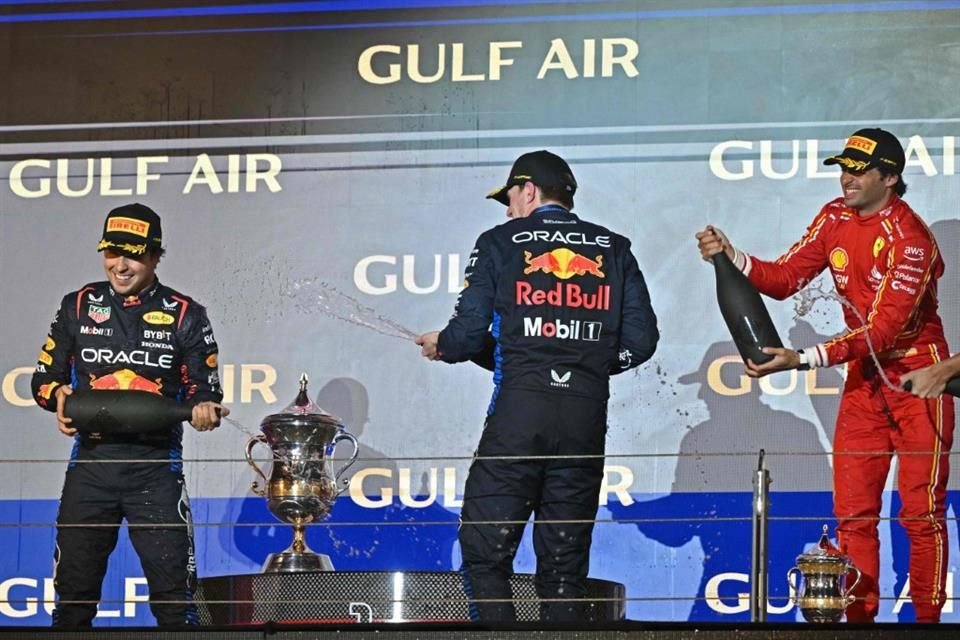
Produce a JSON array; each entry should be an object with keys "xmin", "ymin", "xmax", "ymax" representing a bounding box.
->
[
  {"xmin": 823, "ymin": 128, "xmax": 905, "ymax": 174},
  {"xmin": 486, "ymin": 150, "xmax": 578, "ymax": 205},
  {"xmin": 96, "ymin": 203, "xmax": 163, "ymax": 257}
]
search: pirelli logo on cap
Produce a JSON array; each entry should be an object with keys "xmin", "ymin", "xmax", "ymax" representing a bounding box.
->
[
  {"xmin": 846, "ymin": 135, "xmax": 878, "ymax": 155},
  {"xmin": 107, "ymin": 217, "xmax": 150, "ymax": 237}
]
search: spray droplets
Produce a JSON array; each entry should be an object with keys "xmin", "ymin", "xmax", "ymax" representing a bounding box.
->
[
  {"xmin": 284, "ymin": 278, "xmax": 417, "ymax": 341},
  {"xmin": 793, "ymin": 279, "xmax": 899, "ymax": 391}
]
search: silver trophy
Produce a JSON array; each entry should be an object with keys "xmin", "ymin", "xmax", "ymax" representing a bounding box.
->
[
  {"xmin": 787, "ymin": 525, "xmax": 862, "ymax": 622},
  {"xmin": 245, "ymin": 374, "xmax": 359, "ymax": 572}
]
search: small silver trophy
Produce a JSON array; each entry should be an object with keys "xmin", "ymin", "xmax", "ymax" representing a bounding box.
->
[
  {"xmin": 245, "ymin": 374, "xmax": 359, "ymax": 572},
  {"xmin": 787, "ymin": 525, "xmax": 862, "ymax": 622}
]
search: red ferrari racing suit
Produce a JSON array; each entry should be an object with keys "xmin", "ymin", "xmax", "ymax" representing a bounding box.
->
[{"xmin": 736, "ymin": 195, "xmax": 954, "ymax": 622}]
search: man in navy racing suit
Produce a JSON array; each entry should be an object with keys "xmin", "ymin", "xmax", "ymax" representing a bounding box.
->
[
  {"xmin": 417, "ymin": 150, "xmax": 659, "ymax": 622},
  {"xmin": 31, "ymin": 203, "xmax": 228, "ymax": 627}
]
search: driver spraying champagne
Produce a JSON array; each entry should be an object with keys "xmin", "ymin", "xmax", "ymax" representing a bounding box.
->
[{"xmin": 695, "ymin": 128, "xmax": 954, "ymax": 623}]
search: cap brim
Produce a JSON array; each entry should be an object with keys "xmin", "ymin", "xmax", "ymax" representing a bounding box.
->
[
  {"xmin": 823, "ymin": 154, "xmax": 873, "ymax": 171},
  {"xmin": 97, "ymin": 238, "xmax": 152, "ymax": 257},
  {"xmin": 486, "ymin": 185, "xmax": 510, "ymax": 206}
]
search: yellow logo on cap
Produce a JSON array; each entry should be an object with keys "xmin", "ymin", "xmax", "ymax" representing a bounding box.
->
[
  {"xmin": 106, "ymin": 217, "xmax": 150, "ymax": 238},
  {"xmin": 846, "ymin": 135, "xmax": 878, "ymax": 155},
  {"xmin": 143, "ymin": 311, "xmax": 175, "ymax": 325},
  {"xmin": 832, "ymin": 156, "xmax": 870, "ymax": 172},
  {"xmin": 829, "ymin": 248, "xmax": 849, "ymax": 271}
]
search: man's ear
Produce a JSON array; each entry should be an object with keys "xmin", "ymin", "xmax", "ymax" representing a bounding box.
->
[{"xmin": 523, "ymin": 181, "xmax": 540, "ymax": 204}]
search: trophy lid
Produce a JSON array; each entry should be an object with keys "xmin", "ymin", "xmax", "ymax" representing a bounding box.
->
[
  {"xmin": 796, "ymin": 524, "xmax": 850, "ymax": 565},
  {"xmin": 261, "ymin": 374, "xmax": 343, "ymax": 436}
]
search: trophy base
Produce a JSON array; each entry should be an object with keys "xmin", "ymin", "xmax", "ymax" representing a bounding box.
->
[
  {"xmin": 798, "ymin": 597, "xmax": 848, "ymax": 623},
  {"xmin": 262, "ymin": 551, "xmax": 335, "ymax": 573},
  {"xmin": 799, "ymin": 609, "xmax": 845, "ymax": 623}
]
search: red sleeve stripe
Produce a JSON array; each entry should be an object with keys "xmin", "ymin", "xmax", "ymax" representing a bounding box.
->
[
  {"xmin": 75, "ymin": 286, "xmax": 94, "ymax": 319},
  {"xmin": 775, "ymin": 212, "xmax": 828, "ymax": 266},
  {"xmin": 171, "ymin": 295, "xmax": 190, "ymax": 329}
]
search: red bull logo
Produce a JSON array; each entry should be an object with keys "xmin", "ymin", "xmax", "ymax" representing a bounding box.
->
[
  {"xmin": 516, "ymin": 281, "xmax": 611, "ymax": 311},
  {"xmin": 89, "ymin": 369, "xmax": 163, "ymax": 394},
  {"xmin": 523, "ymin": 248, "xmax": 604, "ymax": 280},
  {"xmin": 37, "ymin": 381, "xmax": 60, "ymax": 401}
]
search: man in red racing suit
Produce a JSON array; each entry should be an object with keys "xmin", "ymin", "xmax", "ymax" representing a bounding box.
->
[{"xmin": 697, "ymin": 128, "xmax": 954, "ymax": 622}]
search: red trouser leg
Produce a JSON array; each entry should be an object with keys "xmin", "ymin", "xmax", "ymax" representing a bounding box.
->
[
  {"xmin": 888, "ymin": 390, "xmax": 954, "ymax": 623},
  {"xmin": 833, "ymin": 382, "xmax": 892, "ymax": 622}
]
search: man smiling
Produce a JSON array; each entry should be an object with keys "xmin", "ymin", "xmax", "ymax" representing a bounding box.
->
[
  {"xmin": 31, "ymin": 203, "xmax": 228, "ymax": 627},
  {"xmin": 696, "ymin": 129, "xmax": 954, "ymax": 622}
]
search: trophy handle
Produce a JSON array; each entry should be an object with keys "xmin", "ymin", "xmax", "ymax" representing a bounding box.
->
[
  {"xmin": 844, "ymin": 565, "xmax": 862, "ymax": 605},
  {"xmin": 244, "ymin": 434, "xmax": 269, "ymax": 497},
  {"xmin": 786, "ymin": 567, "xmax": 801, "ymax": 604},
  {"xmin": 331, "ymin": 430, "xmax": 360, "ymax": 495}
]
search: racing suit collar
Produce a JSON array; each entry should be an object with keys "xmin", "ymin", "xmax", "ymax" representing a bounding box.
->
[
  {"xmin": 531, "ymin": 204, "xmax": 576, "ymax": 218},
  {"xmin": 850, "ymin": 194, "xmax": 902, "ymax": 225},
  {"xmin": 109, "ymin": 277, "xmax": 161, "ymax": 307}
]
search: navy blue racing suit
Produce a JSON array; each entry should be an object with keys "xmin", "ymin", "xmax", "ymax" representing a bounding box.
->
[
  {"xmin": 437, "ymin": 205, "xmax": 658, "ymax": 621},
  {"xmin": 31, "ymin": 279, "xmax": 222, "ymax": 627}
]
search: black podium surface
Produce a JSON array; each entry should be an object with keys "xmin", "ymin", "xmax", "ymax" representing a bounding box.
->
[{"xmin": 197, "ymin": 571, "xmax": 626, "ymax": 624}]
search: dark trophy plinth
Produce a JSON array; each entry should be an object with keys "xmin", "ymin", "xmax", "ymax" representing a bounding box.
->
[{"xmin": 196, "ymin": 571, "xmax": 626, "ymax": 624}]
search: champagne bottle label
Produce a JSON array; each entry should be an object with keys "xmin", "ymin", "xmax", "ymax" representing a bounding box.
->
[{"xmin": 64, "ymin": 390, "xmax": 191, "ymax": 434}]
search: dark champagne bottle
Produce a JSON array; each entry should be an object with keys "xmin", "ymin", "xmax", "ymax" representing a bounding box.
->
[
  {"xmin": 712, "ymin": 251, "xmax": 783, "ymax": 365},
  {"xmin": 63, "ymin": 390, "xmax": 192, "ymax": 434}
]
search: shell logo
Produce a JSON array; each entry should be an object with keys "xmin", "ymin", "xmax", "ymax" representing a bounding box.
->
[
  {"xmin": 829, "ymin": 248, "xmax": 849, "ymax": 272},
  {"xmin": 873, "ymin": 237, "xmax": 885, "ymax": 258},
  {"xmin": 143, "ymin": 311, "xmax": 175, "ymax": 325}
]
